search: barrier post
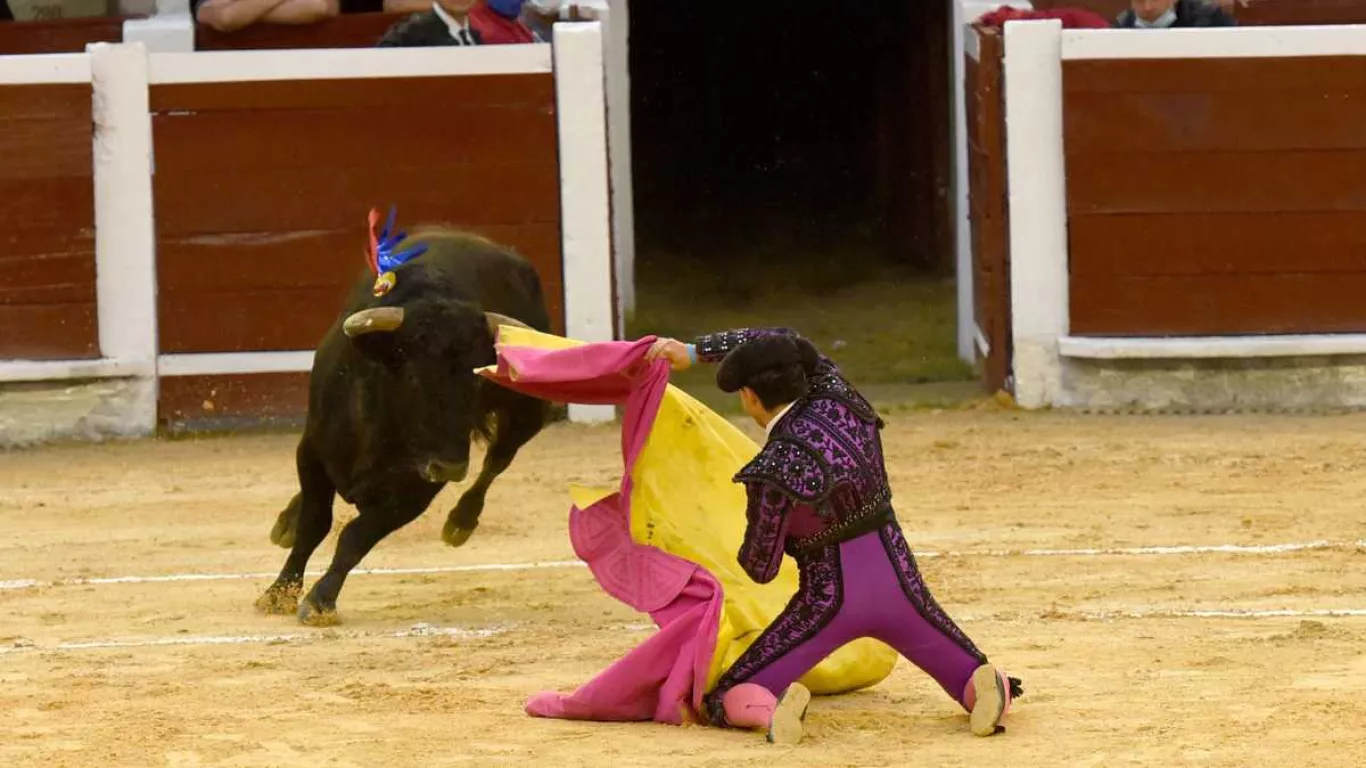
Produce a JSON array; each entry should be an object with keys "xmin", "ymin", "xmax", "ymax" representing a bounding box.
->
[
  {"xmin": 90, "ymin": 41, "xmax": 159, "ymax": 435},
  {"xmin": 554, "ymin": 22, "xmax": 617, "ymax": 424}
]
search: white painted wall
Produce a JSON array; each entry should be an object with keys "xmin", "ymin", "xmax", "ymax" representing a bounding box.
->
[
  {"xmin": 1002, "ymin": 20, "xmax": 1067, "ymax": 409},
  {"xmin": 553, "ymin": 23, "xmax": 617, "ymax": 424},
  {"xmin": 90, "ymin": 42, "xmax": 161, "ymax": 435},
  {"xmin": 574, "ymin": 0, "xmax": 636, "ymax": 336}
]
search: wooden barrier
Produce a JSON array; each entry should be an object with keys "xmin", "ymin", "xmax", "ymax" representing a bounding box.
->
[
  {"xmin": 965, "ymin": 26, "xmax": 1011, "ymax": 393},
  {"xmin": 0, "ymin": 28, "xmax": 617, "ymax": 442},
  {"xmin": 1063, "ymin": 55, "xmax": 1366, "ymax": 336},
  {"xmin": 992, "ymin": 21, "xmax": 1366, "ymax": 410},
  {"xmin": 149, "ymin": 72, "xmax": 562, "ymax": 426},
  {"xmin": 0, "ymin": 81, "xmax": 99, "ymax": 360}
]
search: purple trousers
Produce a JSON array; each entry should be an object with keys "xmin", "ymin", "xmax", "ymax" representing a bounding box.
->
[{"xmin": 706, "ymin": 521, "xmax": 988, "ymax": 721}]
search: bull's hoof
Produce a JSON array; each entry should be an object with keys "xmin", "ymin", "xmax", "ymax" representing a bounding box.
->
[
  {"xmin": 442, "ymin": 524, "xmax": 475, "ymax": 548},
  {"xmin": 296, "ymin": 596, "xmax": 340, "ymax": 627},
  {"xmin": 255, "ymin": 582, "xmax": 302, "ymax": 615},
  {"xmin": 269, "ymin": 497, "xmax": 302, "ymax": 549}
]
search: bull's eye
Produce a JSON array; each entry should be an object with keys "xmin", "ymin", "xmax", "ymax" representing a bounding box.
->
[{"xmin": 372, "ymin": 271, "xmax": 397, "ymax": 297}]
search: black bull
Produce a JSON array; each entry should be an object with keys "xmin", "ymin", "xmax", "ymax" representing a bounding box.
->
[{"xmin": 255, "ymin": 228, "xmax": 552, "ymax": 625}]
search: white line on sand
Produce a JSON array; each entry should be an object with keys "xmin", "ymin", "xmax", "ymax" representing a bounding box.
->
[
  {"xmin": 1, "ymin": 540, "xmax": 1359, "ymax": 594},
  {"xmin": 0, "ymin": 622, "xmax": 508, "ymax": 656},
  {"xmin": 6, "ymin": 605, "xmax": 1363, "ymax": 658}
]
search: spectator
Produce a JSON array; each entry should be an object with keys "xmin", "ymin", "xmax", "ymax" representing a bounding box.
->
[
  {"xmin": 378, "ymin": 0, "xmax": 536, "ymax": 46},
  {"xmin": 194, "ymin": 0, "xmax": 340, "ymax": 33},
  {"xmin": 1115, "ymin": 0, "xmax": 1237, "ymax": 27}
]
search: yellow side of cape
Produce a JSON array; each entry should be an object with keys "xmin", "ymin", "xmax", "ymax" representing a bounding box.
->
[{"xmin": 491, "ymin": 327, "xmax": 896, "ymax": 695}]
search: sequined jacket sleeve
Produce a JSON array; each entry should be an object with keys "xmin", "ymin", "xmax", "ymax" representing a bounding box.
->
[
  {"xmin": 737, "ymin": 481, "xmax": 792, "ymax": 584},
  {"xmin": 690, "ymin": 327, "xmax": 838, "ymax": 377}
]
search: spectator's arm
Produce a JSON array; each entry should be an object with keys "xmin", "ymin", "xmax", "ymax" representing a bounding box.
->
[
  {"xmin": 261, "ymin": 0, "xmax": 339, "ymax": 24},
  {"xmin": 383, "ymin": 0, "xmax": 430, "ymax": 13},
  {"xmin": 198, "ymin": 0, "xmax": 337, "ymax": 31}
]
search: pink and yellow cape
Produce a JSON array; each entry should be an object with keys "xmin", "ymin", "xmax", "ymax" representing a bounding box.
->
[{"xmin": 477, "ymin": 327, "xmax": 896, "ymax": 724}]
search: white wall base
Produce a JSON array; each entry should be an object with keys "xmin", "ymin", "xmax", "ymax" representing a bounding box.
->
[
  {"xmin": 0, "ymin": 378, "xmax": 157, "ymax": 448},
  {"xmin": 1040, "ymin": 354, "xmax": 1366, "ymax": 411},
  {"xmin": 1060, "ymin": 334, "xmax": 1366, "ymax": 360}
]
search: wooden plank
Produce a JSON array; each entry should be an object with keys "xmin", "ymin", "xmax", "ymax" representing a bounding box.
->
[
  {"xmin": 0, "ymin": 84, "xmax": 94, "ymax": 122},
  {"xmin": 153, "ymin": 160, "xmax": 560, "ymax": 235},
  {"xmin": 967, "ymin": 27, "xmax": 1011, "ymax": 393},
  {"xmin": 0, "ymin": 303, "xmax": 97, "ymax": 360},
  {"xmin": 0, "ymin": 229, "xmax": 95, "ymax": 260},
  {"xmin": 159, "ymin": 286, "xmax": 353, "ymax": 353},
  {"xmin": 1065, "ymin": 151, "xmax": 1366, "ymax": 214},
  {"xmin": 150, "ymin": 74, "xmax": 554, "ymax": 112},
  {"xmin": 1065, "ymin": 90, "xmax": 1366, "ymax": 154},
  {"xmin": 1239, "ymin": 0, "xmax": 1366, "ymax": 25},
  {"xmin": 151, "ymin": 105, "xmax": 555, "ymax": 174},
  {"xmin": 1069, "ymin": 212, "xmax": 1366, "ymax": 276},
  {"xmin": 156, "ymin": 224, "xmax": 559, "ymax": 294},
  {"xmin": 0, "ymin": 117, "xmax": 95, "ymax": 181},
  {"xmin": 0, "ymin": 17, "xmax": 125, "ymax": 55},
  {"xmin": 0, "ymin": 86, "xmax": 93, "ymax": 189},
  {"xmin": 0, "ymin": 177, "xmax": 96, "ymax": 231},
  {"xmin": 1070, "ymin": 273, "xmax": 1366, "ymax": 336},
  {"xmin": 194, "ymin": 12, "xmax": 406, "ymax": 51},
  {"xmin": 1064, "ymin": 58, "xmax": 1366, "ymax": 95},
  {"xmin": 158, "ymin": 372, "xmax": 312, "ymax": 431},
  {"xmin": 158, "ymin": 278, "xmax": 565, "ymax": 353}
]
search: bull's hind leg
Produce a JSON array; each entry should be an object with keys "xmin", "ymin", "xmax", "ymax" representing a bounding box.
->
[
  {"xmin": 257, "ymin": 440, "xmax": 336, "ymax": 615},
  {"xmin": 297, "ymin": 482, "xmax": 440, "ymax": 626},
  {"xmin": 442, "ymin": 395, "xmax": 547, "ymax": 547}
]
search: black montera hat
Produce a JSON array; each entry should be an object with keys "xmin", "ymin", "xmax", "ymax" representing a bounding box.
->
[{"xmin": 716, "ymin": 336, "xmax": 805, "ymax": 393}]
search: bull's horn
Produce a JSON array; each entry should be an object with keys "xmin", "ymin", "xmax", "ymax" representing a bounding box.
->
[
  {"xmin": 343, "ymin": 306, "xmax": 405, "ymax": 337},
  {"xmin": 485, "ymin": 312, "xmax": 531, "ymax": 336}
]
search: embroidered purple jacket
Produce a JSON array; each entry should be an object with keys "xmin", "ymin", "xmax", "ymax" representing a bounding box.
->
[{"xmin": 692, "ymin": 328, "xmax": 893, "ymax": 584}]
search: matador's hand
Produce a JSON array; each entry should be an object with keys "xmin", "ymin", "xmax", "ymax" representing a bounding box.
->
[{"xmin": 645, "ymin": 337, "xmax": 693, "ymax": 371}]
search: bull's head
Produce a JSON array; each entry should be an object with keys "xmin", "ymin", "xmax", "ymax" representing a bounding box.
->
[{"xmin": 339, "ymin": 208, "xmax": 531, "ymax": 484}]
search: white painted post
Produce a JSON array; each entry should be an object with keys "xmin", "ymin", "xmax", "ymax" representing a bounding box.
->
[
  {"xmin": 1003, "ymin": 20, "xmax": 1068, "ymax": 409},
  {"xmin": 89, "ymin": 42, "xmax": 159, "ymax": 435},
  {"xmin": 952, "ymin": 4, "xmax": 975, "ymax": 365},
  {"xmin": 602, "ymin": 0, "xmax": 636, "ymax": 333},
  {"xmin": 554, "ymin": 22, "xmax": 617, "ymax": 424}
]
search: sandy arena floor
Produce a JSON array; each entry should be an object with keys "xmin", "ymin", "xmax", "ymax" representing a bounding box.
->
[{"xmin": 1, "ymin": 410, "xmax": 1364, "ymax": 767}]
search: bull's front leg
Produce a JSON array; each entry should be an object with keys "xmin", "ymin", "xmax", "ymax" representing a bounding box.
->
[
  {"xmin": 443, "ymin": 398, "xmax": 546, "ymax": 547},
  {"xmin": 297, "ymin": 481, "xmax": 439, "ymax": 626},
  {"xmin": 257, "ymin": 440, "xmax": 335, "ymax": 615}
]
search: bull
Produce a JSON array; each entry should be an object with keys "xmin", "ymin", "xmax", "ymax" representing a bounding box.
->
[{"xmin": 255, "ymin": 210, "xmax": 551, "ymax": 625}]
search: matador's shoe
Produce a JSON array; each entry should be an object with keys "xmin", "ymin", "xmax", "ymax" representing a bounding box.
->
[
  {"xmin": 767, "ymin": 683, "xmax": 812, "ymax": 746},
  {"xmin": 965, "ymin": 664, "xmax": 1023, "ymax": 736},
  {"xmin": 718, "ymin": 682, "xmax": 812, "ymax": 745}
]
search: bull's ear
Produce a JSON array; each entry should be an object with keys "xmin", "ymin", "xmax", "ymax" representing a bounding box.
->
[
  {"xmin": 351, "ymin": 332, "xmax": 403, "ymax": 372},
  {"xmin": 468, "ymin": 319, "xmax": 499, "ymax": 370},
  {"xmin": 344, "ymin": 306, "xmax": 404, "ymax": 371}
]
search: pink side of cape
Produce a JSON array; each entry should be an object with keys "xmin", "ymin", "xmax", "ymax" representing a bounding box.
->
[{"xmin": 481, "ymin": 338, "xmax": 723, "ymax": 724}]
